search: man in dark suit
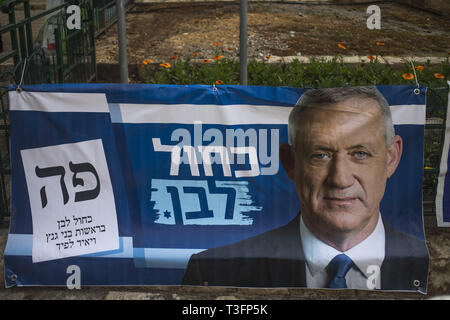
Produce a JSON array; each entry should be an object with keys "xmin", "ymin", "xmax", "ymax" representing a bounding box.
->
[{"xmin": 181, "ymin": 86, "xmax": 429, "ymax": 292}]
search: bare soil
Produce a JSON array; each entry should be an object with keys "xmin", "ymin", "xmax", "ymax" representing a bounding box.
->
[{"xmin": 95, "ymin": 1, "xmax": 450, "ymax": 65}]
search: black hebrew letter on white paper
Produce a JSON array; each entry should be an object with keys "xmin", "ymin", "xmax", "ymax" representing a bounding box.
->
[
  {"xmin": 69, "ymin": 161, "xmax": 101, "ymax": 202},
  {"xmin": 35, "ymin": 165, "xmax": 69, "ymax": 208}
]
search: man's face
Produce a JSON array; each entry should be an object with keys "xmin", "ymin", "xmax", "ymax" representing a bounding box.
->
[{"xmin": 281, "ymin": 98, "xmax": 402, "ymax": 241}]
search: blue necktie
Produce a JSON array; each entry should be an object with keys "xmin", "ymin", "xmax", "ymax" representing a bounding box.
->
[{"xmin": 327, "ymin": 254, "xmax": 355, "ymax": 288}]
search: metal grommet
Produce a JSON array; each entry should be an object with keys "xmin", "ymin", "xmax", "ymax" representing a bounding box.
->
[
  {"xmin": 212, "ymin": 84, "xmax": 217, "ymax": 92},
  {"xmin": 413, "ymin": 279, "xmax": 420, "ymax": 287},
  {"xmin": 16, "ymin": 87, "xmax": 22, "ymax": 93},
  {"xmin": 414, "ymin": 88, "xmax": 420, "ymax": 95},
  {"xmin": 10, "ymin": 274, "xmax": 17, "ymax": 282}
]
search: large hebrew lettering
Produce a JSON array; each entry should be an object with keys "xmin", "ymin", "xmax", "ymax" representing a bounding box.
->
[
  {"xmin": 69, "ymin": 161, "xmax": 101, "ymax": 202},
  {"xmin": 152, "ymin": 179, "xmax": 261, "ymax": 225},
  {"xmin": 35, "ymin": 165, "xmax": 69, "ymax": 208},
  {"xmin": 183, "ymin": 186, "xmax": 214, "ymax": 220},
  {"xmin": 35, "ymin": 161, "xmax": 101, "ymax": 208}
]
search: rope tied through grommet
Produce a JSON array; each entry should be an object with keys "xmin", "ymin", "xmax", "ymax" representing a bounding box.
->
[
  {"xmin": 16, "ymin": 59, "xmax": 27, "ymax": 93},
  {"xmin": 408, "ymin": 59, "xmax": 421, "ymax": 95}
]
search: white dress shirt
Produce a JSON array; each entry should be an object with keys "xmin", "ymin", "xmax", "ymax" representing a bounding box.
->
[{"xmin": 300, "ymin": 213, "xmax": 385, "ymax": 289}]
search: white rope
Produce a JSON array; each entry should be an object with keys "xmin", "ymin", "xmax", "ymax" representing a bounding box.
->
[
  {"xmin": 16, "ymin": 59, "xmax": 27, "ymax": 92},
  {"xmin": 409, "ymin": 59, "xmax": 421, "ymax": 94}
]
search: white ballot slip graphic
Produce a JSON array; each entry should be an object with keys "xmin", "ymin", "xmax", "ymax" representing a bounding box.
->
[{"xmin": 21, "ymin": 139, "xmax": 119, "ymax": 263}]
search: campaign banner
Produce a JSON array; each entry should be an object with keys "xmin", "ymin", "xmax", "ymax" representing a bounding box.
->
[
  {"xmin": 4, "ymin": 84, "xmax": 429, "ymax": 292},
  {"xmin": 436, "ymin": 81, "xmax": 450, "ymax": 227}
]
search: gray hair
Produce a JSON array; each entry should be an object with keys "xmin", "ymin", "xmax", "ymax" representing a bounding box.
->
[{"xmin": 288, "ymin": 86, "xmax": 395, "ymax": 148}]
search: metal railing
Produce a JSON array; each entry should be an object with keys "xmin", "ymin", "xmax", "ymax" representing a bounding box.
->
[
  {"xmin": 0, "ymin": 0, "xmax": 135, "ymax": 227},
  {"xmin": 423, "ymin": 86, "xmax": 449, "ymax": 216},
  {"xmin": 0, "ymin": 0, "xmax": 134, "ymax": 85},
  {"xmin": 93, "ymin": 0, "xmax": 133, "ymax": 38},
  {"xmin": 0, "ymin": 0, "xmax": 96, "ymax": 84},
  {"xmin": 50, "ymin": 1, "xmax": 97, "ymax": 83}
]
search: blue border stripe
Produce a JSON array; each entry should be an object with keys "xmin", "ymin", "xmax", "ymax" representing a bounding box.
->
[{"xmin": 4, "ymin": 234, "xmax": 134, "ymax": 258}]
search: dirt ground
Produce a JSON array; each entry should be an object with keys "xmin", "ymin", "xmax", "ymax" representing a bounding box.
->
[{"xmin": 95, "ymin": 1, "xmax": 450, "ymax": 65}]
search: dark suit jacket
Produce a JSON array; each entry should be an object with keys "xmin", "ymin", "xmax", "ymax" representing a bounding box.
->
[{"xmin": 181, "ymin": 214, "xmax": 429, "ymax": 293}]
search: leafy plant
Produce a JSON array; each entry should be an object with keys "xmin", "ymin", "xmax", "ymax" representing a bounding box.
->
[{"xmin": 138, "ymin": 56, "xmax": 449, "ymax": 89}]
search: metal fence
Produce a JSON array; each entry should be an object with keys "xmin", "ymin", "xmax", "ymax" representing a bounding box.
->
[
  {"xmin": 0, "ymin": 0, "xmax": 135, "ymax": 227},
  {"xmin": 423, "ymin": 86, "xmax": 449, "ymax": 216},
  {"xmin": 0, "ymin": 0, "xmax": 134, "ymax": 85},
  {"xmin": 93, "ymin": 0, "xmax": 133, "ymax": 38},
  {"xmin": 0, "ymin": 0, "xmax": 96, "ymax": 84}
]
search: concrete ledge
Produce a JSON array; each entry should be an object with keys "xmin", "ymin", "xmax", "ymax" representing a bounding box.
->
[{"xmin": 264, "ymin": 55, "xmax": 448, "ymax": 64}]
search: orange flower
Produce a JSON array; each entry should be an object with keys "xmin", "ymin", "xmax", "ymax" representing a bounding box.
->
[
  {"xmin": 227, "ymin": 47, "xmax": 234, "ymax": 51},
  {"xmin": 375, "ymin": 41, "xmax": 385, "ymax": 46},
  {"xmin": 142, "ymin": 58, "xmax": 153, "ymax": 65},
  {"xmin": 213, "ymin": 42, "xmax": 223, "ymax": 46},
  {"xmin": 159, "ymin": 62, "xmax": 171, "ymax": 68},
  {"xmin": 434, "ymin": 73, "xmax": 445, "ymax": 79},
  {"xmin": 367, "ymin": 55, "xmax": 376, "ymax": 61},
  {"xmin": 171, "ymin": 56, "xmax": 178, "ymax": 60},
  {"xmin": 192, "ymin": 52, "xmax": 200, "ymax": 56},
  {"xmin": 212, "ymin": 55, "xmax": 223, "ymax": 61},
  {"xmin": 215, "ymin": 80, "xmax": 224, "ymax": 85},
  {"xmin": 402, "ymin": 73, "xmax": 414, "ymax": 80},
  {"xmin": 266, "ymin": 55, "xmax": 272, "ymax": 59},
  {"xmin": 201, "ymin": 59, "xmax": 211, "ymax": 64},
  {"xmin": 337, "ymin": 43, "xmax": 347, "ymax": 50},
  {"xmin": 414, "ymin": 65, "xmax": 424, "ymax": 71}
]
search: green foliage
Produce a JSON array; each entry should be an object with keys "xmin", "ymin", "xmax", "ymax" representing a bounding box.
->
[
  {"xmin": 142, "ymin": 58, "xmax": 241, "ymax": 85},
  {"xmin": 139, "ymin": 56, "xmax": 449, "ymax": 88}
]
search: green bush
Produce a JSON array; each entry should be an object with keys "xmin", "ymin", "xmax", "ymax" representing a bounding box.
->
[{"xmin": 139, "ymin": 56, "xmax": 449, "ymax": 88}]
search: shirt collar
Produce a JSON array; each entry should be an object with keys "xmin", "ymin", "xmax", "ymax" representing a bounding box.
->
[{"xmin": 300, "ymin": 213, "xmax": 385, "ymax": 278}]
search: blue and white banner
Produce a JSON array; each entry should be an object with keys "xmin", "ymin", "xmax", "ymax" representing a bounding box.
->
[
  {"xmin": 4, "ymin": 84, "xmax": 429, "ymax": 292},
  {"xmin": 436, "ymin": 81, "xmax": 450, "ymax": 227}
]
